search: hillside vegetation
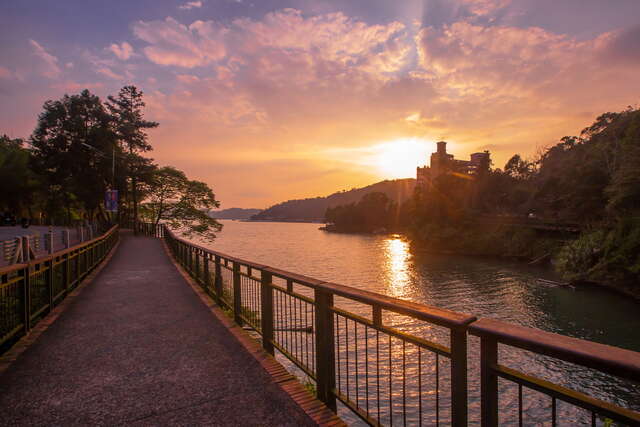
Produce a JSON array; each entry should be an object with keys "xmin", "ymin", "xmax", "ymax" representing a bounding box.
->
[
  {"xmin": 209, "ymin": 208, "xmax": 262, "ymax": 220},
  {"xmin": 251, "ymin": 178, "xmax": 415, "ymax": 221}
]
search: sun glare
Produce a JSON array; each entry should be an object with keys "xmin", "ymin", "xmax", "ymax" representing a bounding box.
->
[{"xmin": 372, "ymin": 138, "xmax": 429, "ymax": 179}]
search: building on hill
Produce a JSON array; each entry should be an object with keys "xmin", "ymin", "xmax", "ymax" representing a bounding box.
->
[{"xmin": 416, "ymin": 141, "xmax": 490, "ymax": 188}]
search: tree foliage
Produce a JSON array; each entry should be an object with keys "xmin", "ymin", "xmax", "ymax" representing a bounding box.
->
[
  {"xmin": 141, "ymin": 166, "xmax": 222, "ymax": 241},
  {"xmin": 0, "ymin": 136, "xmax": 39, "ymax": 213},
  {"xmin": 325, "ymin": 192, "xmax": 398, "ymax": 232},
  {"xmin": 4, "ymin": 86, "xmax": 223, "ymax": 241},
  {"xmin": 30, "ymin": 89, "xmax": 117, "ymax": 220}
]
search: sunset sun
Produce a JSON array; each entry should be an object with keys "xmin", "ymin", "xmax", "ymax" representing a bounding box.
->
[{"xmin": 372, "ymin": 138, "xmax": 430, "ymax": 179}]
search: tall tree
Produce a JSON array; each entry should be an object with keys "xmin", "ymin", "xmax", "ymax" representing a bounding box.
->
[
  {"xmin": 30, "ymin": 89, "xmax": 117, "ymax": 223},
  {"xmin": 106, "ymin": 86, "xmax": 158, "ymax": 232}
]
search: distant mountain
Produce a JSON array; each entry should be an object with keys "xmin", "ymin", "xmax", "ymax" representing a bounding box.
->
[
  {"xmin": 210, "ymin": 208, "xmax": 263, "ymax": 220},
  {"xmin": 251, "ymin": 179, "xmax": 416, "ymax": 222}
]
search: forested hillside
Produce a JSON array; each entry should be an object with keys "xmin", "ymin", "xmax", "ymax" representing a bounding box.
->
[
  {"xmin": 209, "ymin": 208, "xmax": 262, "ymax": 219},
  {"xmin": 251, "ymin": 178, "xmax": 415, "ymax": 221}
]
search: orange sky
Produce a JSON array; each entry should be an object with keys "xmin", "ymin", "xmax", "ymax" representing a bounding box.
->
[{"xmin": 2, "ymin": 1, "xmax": 640, "ymax": 208}]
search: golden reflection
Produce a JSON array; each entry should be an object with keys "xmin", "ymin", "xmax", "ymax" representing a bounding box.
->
[{"xmin": 383, "ymin": 237, "xmax": 411, "ymax": 298}]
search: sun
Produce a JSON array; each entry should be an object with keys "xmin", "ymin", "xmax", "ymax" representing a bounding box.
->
[{"xmin": 371, "ymin": 138, "xmax": 430, "ymax": 179}]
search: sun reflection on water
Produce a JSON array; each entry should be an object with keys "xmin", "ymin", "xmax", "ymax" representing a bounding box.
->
[{"xmin": 383, "ymin": 236, "xmax": 411, "ymax": 298}]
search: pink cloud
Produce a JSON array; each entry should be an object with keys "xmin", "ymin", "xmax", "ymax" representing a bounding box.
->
[
  {"xmin": 29, "ymin": 39, "xmax": 61, "ymax": 78},
  {"xmin": 109, "ymin": 42, "xmax": 134, "ymax": 60},
  {"xmin": 0, "ymin": 66, "xmax": 13, "ymax": 79},
  {"xmin": 96, "ymin": 67, "xmax": 124, "ymax": 80},
  {"xmin": 133, "ymin": 17, "xmax": 227, "ymax": 67},
  {"xmin": 178, "ymin": 1, "xmax": 203, "ymax": 10},
  {"xmin": 460, "ymin": 0, "xmax": 511, "ymax": 16},
  {"xmin": 416, "ymin": 21, "xmax": 640, "ymax": 102},
  {"xmin": 132, "ymin": 10, "xmax": 410, "ymax": 78}
]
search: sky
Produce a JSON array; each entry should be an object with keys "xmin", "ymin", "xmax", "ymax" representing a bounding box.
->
[{"xmin": 1, "ymin": 0, "xmax": 640, "ymax": 209}]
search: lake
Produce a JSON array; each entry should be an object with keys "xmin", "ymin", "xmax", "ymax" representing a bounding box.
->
[{"xmin": 199, "ymin": 220, "xmax": 640, "ymax": 425}]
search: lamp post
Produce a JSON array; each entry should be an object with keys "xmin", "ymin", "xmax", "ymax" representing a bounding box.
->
[{"xmin": 80, "ymin": 142, "xmax": 118, "ymax": 224}]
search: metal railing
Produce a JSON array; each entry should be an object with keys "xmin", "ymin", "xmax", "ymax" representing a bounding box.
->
[
  {"xmin": 142, "ymin": 224, "xmax": 639, "ymax": 426},
  {"xmin": 0, "ymin": 226, "xmax": 119, "ymax": 350}
]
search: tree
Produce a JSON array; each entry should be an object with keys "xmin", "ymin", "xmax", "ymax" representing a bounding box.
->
[
  {"xmin": 141, "ymin": 166, "xmax": 222, "ymax": 241},
  {"xmin": 30, "ymin": 89, "xmax": 117, "ymax": 223},
  {"xmin": 106, "ymin": 86, "xmax": 158, "ymax": 231},
  {"xmin": 0, "ymin": 136, "xmax": 40, "ymax": 215},
  {"xmin": 325, "ymin": 192, "xmax": 397, "ymax": 232}
]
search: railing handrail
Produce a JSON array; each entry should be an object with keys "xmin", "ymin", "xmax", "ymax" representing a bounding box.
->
[
  {"xmin": 0, "ymin": 225, "xmax": 118, "ymax": 276},
  {"xmin": 470, "ymin": 317, "xmax": 640, "ymax": 382},
  {"xmin": 164, "ymin": 227, "xmax": 477, "ymax": 330}
]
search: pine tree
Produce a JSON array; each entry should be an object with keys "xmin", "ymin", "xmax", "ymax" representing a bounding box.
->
[{"xmin": 106, "ymin": 86, "xmax": 158, "ymax": 232}]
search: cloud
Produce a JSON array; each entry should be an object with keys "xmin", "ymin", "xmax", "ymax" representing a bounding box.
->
[
  {"xmin": 133, "ymin": 17, "xmax": 227, "ymax": 67},
  {"xmin": 96, "ymin": 67, "xmax": 124, "ymax": 80},
  {"xmin": 178, "ymin": 1, "xmax": 203, "ymax": 10},
  {"xmin": 416, "ymin": 21, "xmax": 640, "ymax": 102},
  {"xmin": 0, "ymin": 66, "xmax": 13, "ymax": 79},
  {"xmin": 109, "ymin": 41, "xmax": 134, "ymax": 60},
  {"xmin": 132, "ymin": 10, "xmax": 410, "ymax": 77},
  {"xmin": 600, "ymin": 24, "xmax": 640, "ymax": 65},
  {"xmin": 460, "ymin": 0, "xmax": 511, "ymax": 16},
  {"xmin": 29, "ymin": 39, "xmax": 61, "ymax": 78}
]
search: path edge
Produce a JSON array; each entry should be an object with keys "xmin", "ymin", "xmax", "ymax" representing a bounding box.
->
[
  {"xmin": 0, "ymin": 234, "xmax": 122, "ymax": 375},
  {"xmin": 160, "ymin": 238, "xmax": 346, "ymax": 427}
]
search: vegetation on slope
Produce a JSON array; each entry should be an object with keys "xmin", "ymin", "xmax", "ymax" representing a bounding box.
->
[{"xmin": 251, "ymin": 178, "xmax": 415, "ymax": 221}]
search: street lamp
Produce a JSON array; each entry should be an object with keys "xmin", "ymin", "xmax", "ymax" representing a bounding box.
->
[{"xmin": 80, "ymin": 142, "xmax": 115, "ymax": 189}]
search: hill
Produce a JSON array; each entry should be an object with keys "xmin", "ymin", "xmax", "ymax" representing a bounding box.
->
[
  {"xmin": 209, "ymin": 208, "xmax": 262, "ymax": 220},
  {"xmin": 251, "ymin": 179, "xmax": 415, "ymax": 222}
]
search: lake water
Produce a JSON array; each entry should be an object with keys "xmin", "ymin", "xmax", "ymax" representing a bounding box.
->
[{"xmin": 201, "ymin": 220, "xmax": 640, "ymax": 425}]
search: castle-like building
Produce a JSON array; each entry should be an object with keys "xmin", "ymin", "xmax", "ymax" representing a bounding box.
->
[{"xmin": 416, "ymin": 141, "xmax": 490, "ymax": 187}]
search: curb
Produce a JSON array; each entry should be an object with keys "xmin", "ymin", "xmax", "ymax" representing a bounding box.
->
[{"xmin": 160, "ymin": 238, "xmax": 346, "ymax": 427}]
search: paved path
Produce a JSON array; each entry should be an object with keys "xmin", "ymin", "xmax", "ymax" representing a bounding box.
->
[{"xmin": 0, "ymin": 231, "xmax": 317, "ymax": 426}]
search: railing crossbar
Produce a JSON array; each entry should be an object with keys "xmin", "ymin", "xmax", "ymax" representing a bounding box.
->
[
  {"xmin": 332, "ymin": 306, "xmax": 452, "ymax": 358},
  {"xmin": 496, "ymin": 364, "xmax": 640, "ymax": 425}
]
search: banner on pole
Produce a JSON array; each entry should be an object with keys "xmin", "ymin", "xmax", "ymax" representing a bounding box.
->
[{"xmin": 105, "ymin": 190, "xmax": 118, "ymax": 212}]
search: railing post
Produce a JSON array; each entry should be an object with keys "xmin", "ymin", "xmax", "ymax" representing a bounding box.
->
[
  {"xmin": 64, "ymin": 252, "xmax": 70, "ymax": 294},
  {"xmin": 21, "ymin": 236, "xmax": 30, "ymax": 262},
  {"xmin": 63, "ymin": 229, "xmax": 70, "ymax": 249},
  {"xmin": 203, "ymin": 253, "xmax": 211, "ymax": 293},
  {"xmin": 47, "ymin": 258, "xmax": 53, "ymax": 312},
  {"xmin": 260, "ymin": 269, "xmax": 274, "ymax": 355},
  {"xmin": 232, "ymin": 261, "xmax": 243, "ymax": 325},
  {"xmin": 47, "ymin": 232, "xmax": 54, "ymax": 255},
  {"xmin": 214, "ymin": 255, "xmax": 223, "ymax": 304},
  {"xmin": 314, "ymin": 288, "xmax": 337, "ymax": 411},
  {"xmin": 450, "ymin": 328, "xmax": 469, "ymax": 427},
  {"xmin": 480, "ymin": 336, "xmax": 499, "ymax": 427},
  {"xmin": 195, "ymin": 249, "xmax": 201, "ymax": 284},
  {"xmin": 22, "ymin": 265, "xmax": 30, "ymax": 334}
]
